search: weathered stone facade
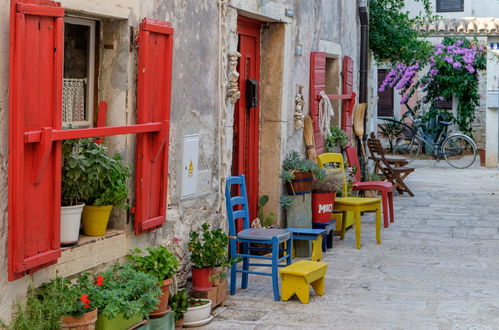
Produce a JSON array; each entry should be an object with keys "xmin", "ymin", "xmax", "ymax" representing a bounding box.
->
[{"xmin": 0, "ymin": 0, "xmax": 364, "ymax": 322}]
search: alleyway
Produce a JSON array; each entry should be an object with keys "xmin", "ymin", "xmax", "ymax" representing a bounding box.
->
[{"xmin": 205, "ymin": 161, "xmax": 499, "ymax": 329}]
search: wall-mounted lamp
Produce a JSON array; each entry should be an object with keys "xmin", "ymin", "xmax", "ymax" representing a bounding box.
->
[{"xmin": 295, "ymin": 44, "xmax": 303, "ymax": 57}]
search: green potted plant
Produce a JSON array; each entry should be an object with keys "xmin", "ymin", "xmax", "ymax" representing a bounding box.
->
[
  {"xmin": 254, "ymin": 195, "xmax": 276, "ymax": 228},
  {"xmin": 280, "ymin": 151, "xmax": 325, "ymax": 195},
  {"xmin": 71, "ymin": 138, "xmax": 130, "ymax": 236},
  {"xmin": 169, "ymin": 289, "xmax": 189, "ymax": 329},
  {"xmin": 79, "ymin": 263, "xmax": 161, "ymax": 330},
  {"xmin": 188, "ymin": 223, "xmax": 230, "ymax": 291},
  {"xmin": 127, "ymin": 246, "xmax": 179, "ymax": 317},
  {"xmin": 183, "ymin": 298, "xmax": 212, "ymax": 327},
  {"xmin": 325, "ymin": 126, "xmax": 350, "ymax": 152},
  {"xmin": 60, "ymin": 139, "xmax": 92, "ymax": 245},
  {"xmin": 311, "ymin": 170, "xmax": 343, "ymax": 223}
]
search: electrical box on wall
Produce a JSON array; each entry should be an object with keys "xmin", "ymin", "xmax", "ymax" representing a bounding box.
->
[
  {"xmin": 181, "ymin": 134, "xmax": 199, "ymax": 200},
  {"xmin": 487, "ymin": 90, "xmax": 499, "ymax": 109}
]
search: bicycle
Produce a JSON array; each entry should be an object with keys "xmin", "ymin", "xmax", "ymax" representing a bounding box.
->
[{"xmin": 391, "ymin": 108, "xmax": 477, "ymax": 169}]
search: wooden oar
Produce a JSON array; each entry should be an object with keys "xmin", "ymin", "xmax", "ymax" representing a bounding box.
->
[{"xmin": 304, "ymin": 115, "xmax": 317, "ymax": 161}]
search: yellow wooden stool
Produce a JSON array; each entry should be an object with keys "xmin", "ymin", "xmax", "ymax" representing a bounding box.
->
[{"xmin": 279, "ymin": 260, "xmax": 328, "ymax": 304}]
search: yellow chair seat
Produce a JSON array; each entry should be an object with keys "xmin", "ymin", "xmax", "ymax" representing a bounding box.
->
[
  {"xmin": 280, "ymin": 260, "xmax": 328, "ymax": 304},
  {"xmin": 335, "ymin": 197, "xmax": 380, "ymax": 206}
]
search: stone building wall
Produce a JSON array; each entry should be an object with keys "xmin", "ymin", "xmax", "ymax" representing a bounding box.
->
[{"xmin": 0, "ymin": 0, "xmax": 362, "ymax": 322}]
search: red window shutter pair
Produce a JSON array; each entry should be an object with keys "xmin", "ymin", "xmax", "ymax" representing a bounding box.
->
[
  {"xmin": 8, "ymin": 0, "xmax": 172, "ymax": 280},
  {"xmin": 309, "ymin": 52, "xmax": 355, "ymax": 153}
]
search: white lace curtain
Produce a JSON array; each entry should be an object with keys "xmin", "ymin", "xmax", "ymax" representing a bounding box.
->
[{"xmin": 62, "ymin": 78, "xmax": 86, "ymax": 123}]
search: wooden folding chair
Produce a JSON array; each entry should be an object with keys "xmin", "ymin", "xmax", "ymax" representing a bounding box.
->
[{"xmin": 367, "ymin": 133, "xmax": 415, "ymax": 197}]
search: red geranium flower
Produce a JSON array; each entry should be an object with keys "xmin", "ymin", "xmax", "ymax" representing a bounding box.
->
[
  {"xmin": 95, "ymin": 274, "xmax": 104, "ymax": 286},
  {"xmin": 80, "ymin": 294, "xmax": 91, "ymax": 309}
]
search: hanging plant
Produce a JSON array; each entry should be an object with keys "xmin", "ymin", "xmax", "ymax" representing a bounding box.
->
[{"xmin": 380, "ymin": 37, "xmax": 487, "ymax": 136}]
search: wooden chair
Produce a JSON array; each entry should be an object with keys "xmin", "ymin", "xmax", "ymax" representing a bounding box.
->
[
  {"xmin": 317, "ymin": 153, "xmax": 381, "ymax": 249},
  {"xmin": 367, "ymin": 133, "xmax": 415, "ymax": 197},
  {"xmin": 225, "ymin": 175, "xmax": 293, "ymax": 301},
  {"xmin": 345, "ymin": 146, "xmax": 394, "ymax": 228}
]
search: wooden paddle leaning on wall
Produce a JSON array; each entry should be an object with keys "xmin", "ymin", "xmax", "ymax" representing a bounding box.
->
[{"xmin": 304, "ymin": 115, "xmax": 317, "ymax": 161}]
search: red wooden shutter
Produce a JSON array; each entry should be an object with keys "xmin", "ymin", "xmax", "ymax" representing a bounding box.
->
[
  {"xmin": 310, "ymin": 52, "xmax": 326, "ymax": 154},
  {"xmin": 342, "ymin": 56, "xmax": 354, "ymax": 140},
  {"xmin": 135, "ymin": 18, "xmax": 173, "ymax": 234},
  {"xmin": 8, "ymin": 0, "xmax": 64, "ymax": 280}
]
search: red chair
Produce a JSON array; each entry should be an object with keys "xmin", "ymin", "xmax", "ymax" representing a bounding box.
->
[{"xmin": 345, "ymin": 147, "xmax": 394, "ymax": 228}]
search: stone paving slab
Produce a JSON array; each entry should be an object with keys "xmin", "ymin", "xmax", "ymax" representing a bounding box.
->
[{"xmin": 203, "ymin": 160, "xmax": 499, "ymax": 329}]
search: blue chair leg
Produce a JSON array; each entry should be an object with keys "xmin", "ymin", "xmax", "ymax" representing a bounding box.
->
[
  {"xmin": 286, "ymin": 237, "xmax": 292, "ymax": 265},
  {"xmin": 229, "ymin": 240, "xmax": 237, "ymax": 295},
  {"xmin": 271, "ymin": 237, "xmax": 280, "ymax": 301},
  {"xmin": 241, "ymin": 242, "xmax": 249, "ymax": 289}
]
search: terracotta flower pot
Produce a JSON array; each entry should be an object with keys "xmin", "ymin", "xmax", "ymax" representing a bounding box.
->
[
  {"xmin": 287, "ymin": 171, "xmax": 313, "ymax": 195},
  {"xmin": 61, "ymin": 308, "xmax": 98, "ymax": 330},
  {"xmin": 191, "ymin": 267, "xmax": 213, "ymax": 291},
  {"xmin": 149, "ymin": 278, "xmax": 173, "ymax": 318}
]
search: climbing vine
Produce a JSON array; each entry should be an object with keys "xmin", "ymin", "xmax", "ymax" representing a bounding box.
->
[
  {"xmin": 380, "ymin": 37, "xmax": 487, "ymax": 135},
  {"xmin": 369, "ymin": 0, "xmax": 437, "ymax": 64}
]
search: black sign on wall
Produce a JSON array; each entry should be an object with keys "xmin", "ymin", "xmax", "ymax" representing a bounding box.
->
[{"xmin": 437, "ymin": 0, "xmax": 464, "ymax": 12}]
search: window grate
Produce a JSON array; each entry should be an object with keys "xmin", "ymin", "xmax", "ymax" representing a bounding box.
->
[{"xmin": 62, "ymin": 78, "xmax": 87, "ymax": 123}]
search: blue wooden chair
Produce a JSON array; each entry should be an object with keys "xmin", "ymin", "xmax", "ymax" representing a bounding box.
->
[{"xmin": 225, "ymin": 175, "xmax": 293, "ymax": 301}]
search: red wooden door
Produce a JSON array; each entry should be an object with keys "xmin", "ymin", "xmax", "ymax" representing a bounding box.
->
[
  {"xmin": 8, "ymin": 0, "xmax": 64, "ymax": 280},
  {"xmin": 310, "ymin": 52, "xmax": 326, "ymax": 154},
  {"xmin": 232, "ymin": 17, "xmax": 261, "ymax": 224},
  {"xmin": 342, "ymin": 56, "xmax": 354, "ymax": 140}
]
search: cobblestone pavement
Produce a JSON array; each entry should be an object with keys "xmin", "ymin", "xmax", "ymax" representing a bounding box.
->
[{"xmin": 202, "ymin": 160, "xmax": 499, "ymax": 329}]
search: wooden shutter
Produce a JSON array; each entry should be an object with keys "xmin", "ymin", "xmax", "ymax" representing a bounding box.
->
[
  {"xmin": 342, "ymin": 56, "xmax": 354, "ymax": 139},
  {"xmin": 8, "ymin": 0, "xmax": 64, "ymax": 280},
  {"xmin": 135, "ymin": 18, "xmax": 173, "ymax": 234},
  {"xmin": 377, "ymin": 69, "xmax": 394, "ymax": 117},
  {"xmin": 310, "ymin": 52, "xmax": 326, "ymax": 154},
  {"xmin": 437, "ymin": 0, "xmax": 464, "ymax": 12}
]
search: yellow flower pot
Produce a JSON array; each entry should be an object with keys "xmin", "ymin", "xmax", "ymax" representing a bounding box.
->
[{"xmin": 82, "ymin": 205, "xmax": 113, "ymax": 236}]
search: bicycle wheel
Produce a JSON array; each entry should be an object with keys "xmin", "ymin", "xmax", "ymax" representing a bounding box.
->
[
  {"xmin": 442, "ymin": 134, "xmax": 477, "ymax": 169},
  {"xmin": 392, "ymin": 136, "xmax": 422, "ymax": 163}
]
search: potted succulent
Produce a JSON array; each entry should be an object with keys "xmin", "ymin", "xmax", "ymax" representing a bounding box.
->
[
  {"xmin": 183, "ymin": 298, "xmax": 212, "ymax": 327},
  {"xmin": 127, "ymin": 246, "xmax": 179, "ymax": 318},
  {"xmin": 188, "ymin": 223, "xmax": 230, "ymax": 291},
  {"xmin": 325, "ymin": 126, "xmax": 350, "ymax": 152},
  {"xmin": 311, "ymin": 170, "xmax": 343, "ymax": 223},
  {"xmin": 60, "ymin": 139, "xmax": 91, "ymax": 245},
  {"xmin": 72, "ymin": 138, "xmax": 130, "ymax": 236},
  {"xmin": 280, "ymin": 151, "xmax": 325, "ymax": 195},
  {"xmin": 169, "ymin": 289, "xmax": 189, "ymax": 329},
  {"xmin": 79, "ymin": 263, "xmax": 161, "ymax": 330}
]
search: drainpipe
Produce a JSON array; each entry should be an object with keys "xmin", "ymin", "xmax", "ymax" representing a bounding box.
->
[{"xmin": 358, "ymin": 3, "xmax": 369, "ymax": 152}]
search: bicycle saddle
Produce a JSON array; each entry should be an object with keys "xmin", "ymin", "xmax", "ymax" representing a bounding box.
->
[{"xmin": 438, "ymin": 121, "xmax": 452, "ymax": 126}]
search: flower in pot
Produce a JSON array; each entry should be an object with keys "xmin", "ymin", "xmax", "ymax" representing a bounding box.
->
[
  {"xmin": 169, "ymin": 289, "xmax": 189, "ymax": 329},
  {"xmin": 183, "ymin": 298, "xmax": 212, "ymax": 326},
  {"xmin": 280, "ymin": 151, "xmax": 325, "ymax": 195},
  {"xmin": 188, "ymin": 223, "xmax": 230, "ymax": 291},
  {"xmin": 127, "ymin": 246, "xmax": 179, "ymax": 318},
  {"xmin": 60, "ymin": 139, "xmax": 92, "ymax": 245},
  {"xmin": 325, "ymin": 126, "xmax": 350, "ymax": 152},
  {"xmin": 78, "ymin": 263, "xmax": 161, "ymax": 330},
  {"xmin": 311, "ymin": 170, "xmax": 343, "ymax": 223},
  {"xmin": 72, "ymin": 138, "xmax": 130, "ymax": 236}
]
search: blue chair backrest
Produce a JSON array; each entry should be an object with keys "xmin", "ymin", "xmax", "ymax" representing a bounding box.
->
[{"xmin": 225, "ymin": 175, "xmax": 251, "ymax": 237}]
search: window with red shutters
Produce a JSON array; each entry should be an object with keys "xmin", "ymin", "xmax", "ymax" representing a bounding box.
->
[
  {"xmin": 342, "ymin": 56, "xmax": 354, "ymax": 139},
  {"xmin": 310, "ymin": 51, "xmax": 326, "ymax": 154},
  {"xmin": 8, "ymin": 1, "xmax": 173, "ymax": 280}
]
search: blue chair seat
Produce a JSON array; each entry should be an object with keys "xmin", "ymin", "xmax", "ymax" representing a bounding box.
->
[{"xmin": 238, "ymin": 228, "xmax": 291, "ymax": 241}]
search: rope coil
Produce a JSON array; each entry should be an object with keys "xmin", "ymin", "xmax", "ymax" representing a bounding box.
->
[{"xmin": 318, "ymin": 91, "xmax": 334, "ymax": 137}]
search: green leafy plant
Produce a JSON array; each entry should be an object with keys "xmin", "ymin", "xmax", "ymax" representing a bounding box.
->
[
  {"xmin": 189, "ymin": 299, "xmax": 209, "ymax": 307},
  {"xmin": 312, "ymin": 170, "xmax": 343, "ymax": 193},
  {"xmin": 257, "ymin": 195, "xmax": 276, "ymax": 227},
  {"xmin": 325, "ymin": 126, "xmax": 350, "ymax": 152},
  {"xmin": 279, "ymin": 151, "xmax": 325, "ymax": 183},
  {"xmin": 168, "ymin": 289, "xmax": 189, "ymax": 322},
  {"xmin": 78, "ymin": 263, "xmax": 161, "ymax": 320},
  {"xmin": 127, "ymin": 246, "xmax": 179, "ymax": 283},
  {"xmin": 279, "ymin": 195, "xmax": 293, "ymax": 210},
  {"xmin": 188, "ymin": 223, "xmax": 231, "ymax": 269},
  {"xmin": 378, "ymin": 118, "xmax": 403, "ymax": 152},
  {"xmin": 65, "ymin": 138, "xmax": 130, "ymax": 207},
  {"xmin": 369, "ymin": 0, "xmax": 436, "ymax": 65},
  {"xmin": 62, "ymin": 139, "xmax": 91, "ymax": 206}
]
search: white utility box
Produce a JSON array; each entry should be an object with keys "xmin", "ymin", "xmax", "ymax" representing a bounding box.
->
[
  {"xmin": 181, "ymin": 134, "xmax": 199, "ymax": 200},
  {"xmin": 487, "ymin": 90, "xmax": 499, "ymax": 109}
]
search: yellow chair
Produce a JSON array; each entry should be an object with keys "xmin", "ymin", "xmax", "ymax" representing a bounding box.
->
[{"xmin": 317, "ymin": 153, "xmax": 382, "ymax": 249}]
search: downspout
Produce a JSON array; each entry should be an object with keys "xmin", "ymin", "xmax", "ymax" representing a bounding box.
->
[{"xmin": 358, "ymin": 3, "xmax": 369, "ymax": 147}]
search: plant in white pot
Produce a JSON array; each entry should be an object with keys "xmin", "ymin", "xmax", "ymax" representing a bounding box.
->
[
  {"xmin": 183, "ymin": 298, "xmax": 212, "ymax": 327},
  {"xmin": 60, "ymin": 139, "xmax": 92, "ymax": 245}
]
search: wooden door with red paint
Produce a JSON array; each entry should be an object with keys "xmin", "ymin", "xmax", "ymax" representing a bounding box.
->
[
  {"xmin": 342, "ymin": 56, "xmax": 354, "ymax": 140},
  {"xmin": 232, "ymin": 17, "xmax": 261, "ymax": 224}
]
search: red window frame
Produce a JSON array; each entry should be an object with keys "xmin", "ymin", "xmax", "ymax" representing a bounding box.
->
[{"xmin": 8, "ymin": 0, "xmax": 173, "ymax": 280}]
